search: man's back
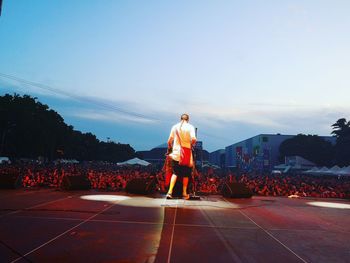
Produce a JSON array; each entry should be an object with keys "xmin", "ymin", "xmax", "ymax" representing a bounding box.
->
[{"xmin": 169, "ymin": 121, "xmax": 196, "ymax": 161}]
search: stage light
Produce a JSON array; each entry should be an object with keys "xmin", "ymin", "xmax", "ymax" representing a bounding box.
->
[
  {"xmin": 80, "ymin": 194, "xmax": 130, "ymax": 202},
  {"xmin": 307, "ymin": 201, "xmax": 350, "ymax": 209}
]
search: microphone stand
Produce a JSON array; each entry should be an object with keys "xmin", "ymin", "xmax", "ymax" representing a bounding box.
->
[
  {"xmin": 190, "ymin": 164, "xmax": 201, "ymax": 200},
  {"xmin": 190, "ymin": 128, "xmax": 200, "ymax": 200}
]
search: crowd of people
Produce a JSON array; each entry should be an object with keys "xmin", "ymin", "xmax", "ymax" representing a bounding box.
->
[
  {"xmin": 0, "ymin": 162, "xmax": 349, "ymax": 199},
  {"xmin": 238, "ymin": 173, "xmax": 350, "ymax": 199}
]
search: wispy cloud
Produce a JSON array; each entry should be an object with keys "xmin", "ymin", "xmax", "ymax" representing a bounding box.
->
[
  {"xmin": 0, "ymin": 75, "xmax": 69, "ymax": 99},
  {"xmin": 2, "ymin": 74, "xmax": 349, "ymax": 151},
  {"xmin": 68, "ymin": 108, "xmax": 158, "ymax": 124},
  {"xmin": 183, "ymin": 101, "xmax": 350, "ymax": 135},
  {"xmin": 0, "ymin": 73, "xmax": 159, "ymax": 123}
]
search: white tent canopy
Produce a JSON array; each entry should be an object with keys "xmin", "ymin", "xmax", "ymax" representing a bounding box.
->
[
  {"xmin": 117, "ymin": 157, "xmax": 151, "ymax": 166},
  {"xmin": 329, "ymin": 165, "xmax": 341, "ymax": 172},
  {"xmin": 0, "ymin": 156, "xmax": 10, "ymax": 164},
  {"xmin": 303, "ymin": 167, "xmax": 320, "ymax": 173},
  {"xmin": 274, "ymin": 156, "xmax": 316, "ymax": 174},
  {"xmin": 338, "ymin": 166, "xmax": 350, "ymax": 176},
  {"xmin": 319, "ymin": 167, "xmax": 331, "ymax": 173},
  {"xmin": 54, "ymin": 159, "xmax": 79, "ymax": 164},
  {"xmin": 304, "ymin": 165, "xmax": 350, "ymax": 176}
]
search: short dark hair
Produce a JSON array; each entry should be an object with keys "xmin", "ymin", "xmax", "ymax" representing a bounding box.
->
[{"xmin": 181, "ymin": 114, "xmax": 189, "ymax": 121}]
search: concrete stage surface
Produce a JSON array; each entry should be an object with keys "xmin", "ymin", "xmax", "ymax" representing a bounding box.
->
[{"xmin": 0, "ymin": 189, "xmax": 349, "ymax": 263}]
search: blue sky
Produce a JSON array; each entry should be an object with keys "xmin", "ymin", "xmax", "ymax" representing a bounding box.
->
[{"xmin": 1, "ymin": 1, "xmax": 350, "ymax": 151}]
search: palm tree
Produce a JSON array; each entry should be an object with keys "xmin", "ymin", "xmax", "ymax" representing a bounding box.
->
[
  {"xmin": 331, "ymin": 118, "xmax": 350, "ymax": 166},
  {"xmin": 331, "ymin": 118, "xmax": 350, "ymax": 137}
]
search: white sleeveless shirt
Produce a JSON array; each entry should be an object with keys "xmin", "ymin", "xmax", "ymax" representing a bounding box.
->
[{"xmin": 169, "ymin": 121, "xmax": 196, "ymax": 162}]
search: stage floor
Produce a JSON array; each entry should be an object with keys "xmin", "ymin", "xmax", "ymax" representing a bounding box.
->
[{"xmin": 0, "ymin": 189, "xmax": 349, "ymax": 263}]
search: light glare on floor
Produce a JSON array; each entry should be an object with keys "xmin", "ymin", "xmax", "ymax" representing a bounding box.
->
[
  {"xmin": 80, "ymin": 194, "xmax": 130, "ymax": 202},
  {"xmin": 307, "ymin": 201, "xmax": 350, "ymax": 209}
]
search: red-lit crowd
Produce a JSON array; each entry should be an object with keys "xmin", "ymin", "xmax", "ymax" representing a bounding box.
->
[
  {"xmin": 0, "ymin": 163, "xmax": 349, "ymax": 199},
  {"xmin": 239, "ymin": 173, "xmax": 350, "ymax": 199}
]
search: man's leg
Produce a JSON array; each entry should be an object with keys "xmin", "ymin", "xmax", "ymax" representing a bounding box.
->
[
  {"xmin": 182, "ymin": 177, "xmax": 189, "ymax": 197},
  {"xmin": 167, "ymin": 174, "xmax": 177, "ymax": 195}
]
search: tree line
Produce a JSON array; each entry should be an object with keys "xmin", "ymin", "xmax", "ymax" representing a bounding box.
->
[
  {"xmin": 0, "ymin": 94, "xmax": 135, "ymax": 162},
  {"xmin": 1, "ymin": 93, "xmax": 349, "ymax": 167},
  {"xmin": 279, "ymin": 118, "xmax": 350, "ymax": 166}
]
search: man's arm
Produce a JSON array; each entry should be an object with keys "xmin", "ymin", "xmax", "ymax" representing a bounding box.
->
[
  {"xmin": 167, "ymin": 127, "xmax": 174, "ymax": 149},
  {"xmin": 167, "ymin": 136, "xmax": 174, "ymax": 148},
  {"xmin": 190, "ymin": 126, "xmax": 197, "ymax": 147},
  {"xmin": 191, "ymin": 138, "xmax": 197, "ymax": 147}
]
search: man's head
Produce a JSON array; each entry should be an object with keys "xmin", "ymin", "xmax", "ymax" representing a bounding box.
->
[{"xmin": 180, "ymin": 113, "xmax": 189, "ymax": 122}]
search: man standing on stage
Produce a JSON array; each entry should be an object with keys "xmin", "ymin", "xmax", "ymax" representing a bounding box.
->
[{"xmin": 166, "ymin": 114, "xmax": 197, "ymax": 200}]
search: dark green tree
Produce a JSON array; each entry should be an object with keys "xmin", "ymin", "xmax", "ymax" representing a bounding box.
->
[
  {"xmin": 279, "ymin": 134, "xmax": 334, "ymax": 166},
  {"xmin": 0, "ymin": 93, "xmax": 135, "ymax": 162},
  {"xmin": 331, "ymin": 118, "xmax": 350, "ymax": 166}
]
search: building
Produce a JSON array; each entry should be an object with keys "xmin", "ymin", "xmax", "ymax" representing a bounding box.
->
[
  {"xmin": 209, "ymin": 149, "xmax": 225, "ymax": 168},
  {"xmin": 137, "ymin": 143, "xmax": 168, "ymax": 168},
  {"xmin": 225, "ymin": 134, "xmax": 336, "ymax": 172}
]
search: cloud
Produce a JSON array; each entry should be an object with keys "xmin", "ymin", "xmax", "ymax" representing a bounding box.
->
[
  {"xmin": 0, "ymin": 73, "xmax": 159, "ymax": 123},
  {"xmin": 68, "ymin": 108, "xmax": 158, "ymax": 124},
  {"xmin": 181, "ymin": 101, "xmax": 350, "ymax": 136},
  {"xmin": 0, "ymin": 75, "xmax": 69, "ymax": 99},
  {"xmin": 2, "ymin": 73, "xmax": 349, "ymax": 151}
]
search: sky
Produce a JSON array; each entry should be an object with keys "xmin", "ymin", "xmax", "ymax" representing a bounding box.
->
[{"xmin": 1, "ymin": 1, "xmax": 350, "ymax": 152}]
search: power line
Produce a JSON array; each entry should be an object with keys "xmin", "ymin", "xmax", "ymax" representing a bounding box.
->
[{"xmin": 0, "ymin": 72, "xmax": 158, "ymax": 122}]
